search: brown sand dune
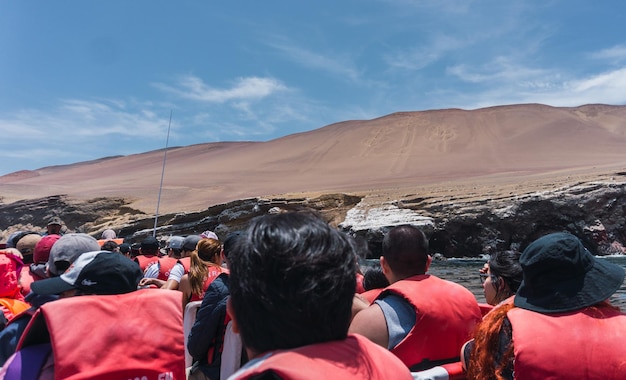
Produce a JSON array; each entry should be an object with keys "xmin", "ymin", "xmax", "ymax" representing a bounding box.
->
[{"xmin": 1, "ymin": 103, "xmax": 626, "ymax": 214}]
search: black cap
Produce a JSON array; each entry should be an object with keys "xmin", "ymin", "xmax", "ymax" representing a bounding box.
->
[
  {"xmin": 182, "ymin": 235, "xmax": 201, "ymax": 251},
  {"xmin": 119, "ymin": 243, "xmax": 131, "ymax": 254},
  {"xmin": 31, "ymin": 250, "xmax": 142, "ymax": 296},
  {"xmin": 141, "ymin": 236, "xmax": 160, "ymax": 250}
]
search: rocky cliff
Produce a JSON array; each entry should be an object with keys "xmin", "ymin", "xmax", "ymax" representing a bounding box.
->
[{"xmin": 2, "ymin": 172, "xmax": 625, "ymax": 258}]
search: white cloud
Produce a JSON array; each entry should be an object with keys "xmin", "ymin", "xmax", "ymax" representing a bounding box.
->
[
  {"xmin": 590, "ymin": 45, "xmax": 626, "ymax": 62},
  {"xmin": 265, "ymin": 39, "xmax": 363, "ymax": 82},
  {"xmin": 378, "ymin": 0, "xmax": 475, "ymax": 14},
  {"xmin": 447, "ymin": 57, "xmax": 553, "ymax": 84},
  {"xmin": 444, "ymin": 65, "xmax": 626, "ymax": 110},
  {"xmin": 154, "ymin": 75, "xmax": 288, "ymax": 103},
  {"xmin": 385, "ymin": 34, "xmax": 467, "ymax": 70},
  {"xmin": 0, "ymin": 99, "xmax": 173, "ymax": 173}
]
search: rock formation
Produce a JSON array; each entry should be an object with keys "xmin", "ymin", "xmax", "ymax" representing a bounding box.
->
[{"xmin": 2, "ymin": 173, "xmax": 624, "ymax": 258}]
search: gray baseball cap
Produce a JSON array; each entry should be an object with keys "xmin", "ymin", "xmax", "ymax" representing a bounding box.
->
[{"xmin": 47, "ymin": 233, "xmax": 101, "ymax": 276}]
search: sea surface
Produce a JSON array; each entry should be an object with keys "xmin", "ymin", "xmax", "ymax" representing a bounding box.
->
[{"xmin": 427, "ymin": 255, "xmax": 626, "ymax": 310}]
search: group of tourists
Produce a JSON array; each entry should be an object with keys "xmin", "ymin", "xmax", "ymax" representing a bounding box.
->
[{"xmin": 0, "ymin": 211, "xmax": 624, "ymax": 379}]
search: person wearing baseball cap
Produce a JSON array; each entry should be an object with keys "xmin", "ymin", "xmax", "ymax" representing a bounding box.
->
[
  {"xmin": 143, "ymin": 236, "xmax": 186, "ymax": 282},
  {"xmin": 5, "ymin": 250, "xmax": 184, "ymax": 379},
  {"xmin": 30, "ymin": 235, "xmax": 61, "ymax": 281},
  {"xmin": 45, "ymin": 216, "xmax": 65, "ymax": 236},
  {"xmin": 32, "ymin": 250, "xmax": 142, "ymax": 297},
  {"xmin": 134, "ymin": 236, "xmax": 161, "ymax": 271},
  {"xmin": 0, "ymin": 233, "xmax": 102, "ymax": 366},
  {"xmin": 47, "ymin": 233, "xmax": 101, "ymax": 277},
  {"xmin": 13, "ymin": 233, "xmax": 43, "ymax": 297},
  {"xmin": 140, "ymin": 234, "xmax": 203, "ymax": 290}
]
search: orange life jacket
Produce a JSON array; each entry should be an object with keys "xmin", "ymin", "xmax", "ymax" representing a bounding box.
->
[
  {"xmin": 0, "ymin": 298, "xmax": 30, "ymax": 321},
  {"xmin": 97, "ymin": 238, "xmax": 124, "ymax": 247},
  {"xmin": 231, "ymin": 334, "xmax": 412, "ymax": 380},
  {"xmin": 17, "ymin": 289, "xmax": 185, "ymax": 380},
  {"xmin": 380, "ymin": 274, "xmax": 482, "ymax": 370},
  {"xmin": 508, "ymin": 304, "xmax": 626, "ymax": 379}
]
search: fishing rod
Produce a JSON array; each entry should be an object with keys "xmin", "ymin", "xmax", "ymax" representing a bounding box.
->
[{"xmin": 153, "ymin": 110, "xmax": 172, "ymax": 237}]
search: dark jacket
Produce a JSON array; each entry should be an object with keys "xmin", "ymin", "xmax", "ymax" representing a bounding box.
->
[
  {"xmin": 187, "ymin": 272, "xmax": 230, "ymax": 379},
  {"xmin": 0, "ymin": 292, "xmax": 58, "ymax": 366}
]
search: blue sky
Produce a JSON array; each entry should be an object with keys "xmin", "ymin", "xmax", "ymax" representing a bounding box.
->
[{"xmin": 1, "ymin": 1, "xmax": 626, "ymax": 175}]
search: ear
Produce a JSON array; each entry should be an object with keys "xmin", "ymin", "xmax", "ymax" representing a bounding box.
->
[
  {"xmin": 380, "ymin": 256, "xmax": 389, "ymax": 275},
  {"xmin": 425, "ymin": 255, "xmax": 432, "ymax": 272},
  {"xmin": 380, "ymin": 256, "xmax": 393, "ymax": 283},
  {"xmin": 226, "ymin": 297, "xmax": 239, "ymax": 334}
]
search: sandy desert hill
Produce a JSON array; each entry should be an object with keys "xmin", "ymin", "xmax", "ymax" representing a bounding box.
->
[{"xmin": 1, "ymin": 103, "xmax": 626, "ymax": 215}]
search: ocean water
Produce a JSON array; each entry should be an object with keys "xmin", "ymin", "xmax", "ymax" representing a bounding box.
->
[
  {"xmin": 427, "ymin": 255, "xmax": 626, "ymax": 310},
  {"xmin": 363, "ymin": 256, "xmax": 626, "ymax": 310}
]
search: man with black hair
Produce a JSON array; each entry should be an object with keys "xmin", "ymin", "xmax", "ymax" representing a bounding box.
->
[
  {"xmin": 350, "ymin": 224, "xmax": 482, "ymax": 372},
  {"xmin": 227, "ymin": 212, "xmax": 411, "ymax": 379},
  {"xmin": 134, "ymin": 236, "xmax": 160, "ymax": 271}
]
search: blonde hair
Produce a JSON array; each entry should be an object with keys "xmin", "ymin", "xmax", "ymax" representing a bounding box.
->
[{"xmin": 189, "ymin": 238, "xmax": 222, "ymax": 296}]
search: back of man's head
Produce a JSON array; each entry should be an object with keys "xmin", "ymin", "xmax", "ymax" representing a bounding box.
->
[
  {"xmin": 382, "ymin": 224, "xmax": 429, "ymax": 279},
  {"xmin": 229, "ymin": 212, "xmax": 356, "ymax": 354}
]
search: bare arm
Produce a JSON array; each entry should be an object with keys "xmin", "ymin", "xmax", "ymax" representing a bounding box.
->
[
  {"xmin": 138, "ymin": 277, "xmax": 166, "ymax": 288},
  {"xmin": 351, "ymin": 293, "xmax": 370, "ymax": 320},
  {"xmin": 161, "ymin": 279, "xmax": 180, "ymax": 290},
  {"xmin": 348, "ymin": 303, "xmax": 390, "ymax": 349}
]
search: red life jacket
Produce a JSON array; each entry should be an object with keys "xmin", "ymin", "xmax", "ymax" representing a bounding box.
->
[
  {"xmin": 508, "ymin": 304, "xmax": 626, "ymax": 379},
  {"xmin": 355, "ymin": 273, "xmax": 366, "ymax": 294},
  {"xmin": 19, "ymin": 267, "xmax": 35, "ymax": 297},
  {"xmin": 157, "ymin": 257, "xmax": 179, "ymax": 281},
  {"xmin": 206, "ymin": 307, "xmax": 232, "ymax": 366},
  {"xmin": 411, "ymin": 361, "xmax": 466, "ymax": 380},
  {"xmin": 178, "ymin": 257, "xmax": 191, "ymax": 274},
  {"xmin": 134, "ymin": 254, "xmax": 159, "ymax": 271},
  {"xmin": 361, "ymin": 288, "xmax": 384, "ymax": 304},
  {"xmin": 380, "ymin": 274, "xmax": 482, "ymax": 370},
  {"xmin": 231, "ymin": 334, "xmax": 412, "ymax": 380},
  {"xmin": 17, "ymin": 289, "xmax": 185, "ymax": 380},
  {"xmin": 190, "ymin": 266, "xmax": 229, "ymax": 302}
]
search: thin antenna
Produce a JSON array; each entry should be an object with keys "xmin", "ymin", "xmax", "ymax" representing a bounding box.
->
[{"xmin": 153, "ymin": 110, "xmax": 173, "ymax": 237}]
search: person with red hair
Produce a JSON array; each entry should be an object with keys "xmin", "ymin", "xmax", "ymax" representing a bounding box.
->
[{"xmin": 464, "ymin": 232, "xmax": 626, "ymax": 380}]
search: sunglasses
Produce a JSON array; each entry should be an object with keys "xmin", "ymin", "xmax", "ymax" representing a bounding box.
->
[{"xmin": 479, "ymin": 273, "xmax": 497, "ymax": 284}]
